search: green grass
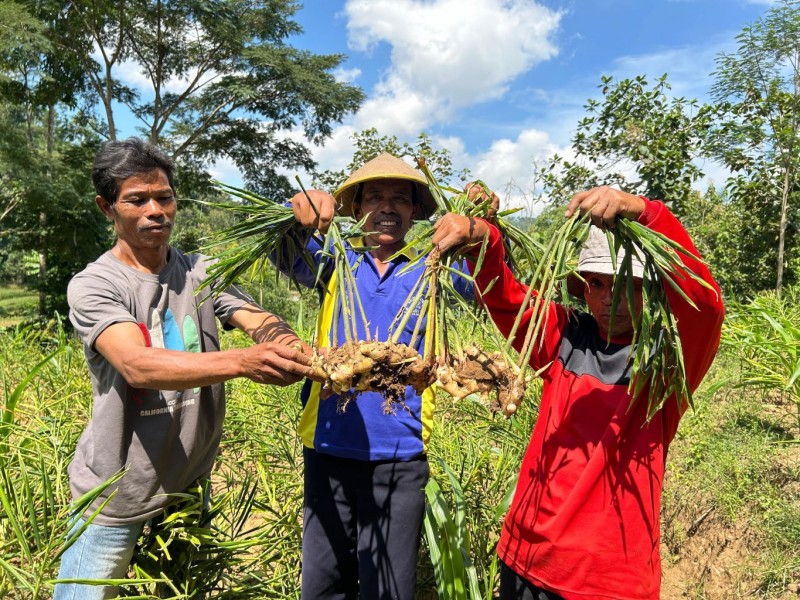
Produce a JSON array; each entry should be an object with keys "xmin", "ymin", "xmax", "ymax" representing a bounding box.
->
[
  {"xmin": 0, "ymin": 306, "xmax": 798, "ymax": 598},
  {"xmin": 662, "ymin": 352, "xmax": 800, "ymax": 596},
  {"xmin": 0, "ymin": 285, "xmax": 38, "ymax": 327}
]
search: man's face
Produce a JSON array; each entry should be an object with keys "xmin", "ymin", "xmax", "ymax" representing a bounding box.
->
[
  {"xmin": 582, "ymin": 272, "xmax": 643, "ymax": 339},
  {"xmin": 97, "ymin": 169, "xmax": 176, "ymax": 251},
  {"xmin": 354, "ymin": 179, "xmax": 418, "ymax": 249}
]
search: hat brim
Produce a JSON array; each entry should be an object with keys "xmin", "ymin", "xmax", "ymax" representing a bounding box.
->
[
  {"xmin": 332, "ymin": 153, "xmax": 437, "ymax": 219},
  {"xmin": 568, "ymin": 226, "xmax": 646, "ymax": 300}
]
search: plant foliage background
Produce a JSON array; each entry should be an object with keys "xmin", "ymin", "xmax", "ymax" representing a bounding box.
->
[
  {"xmin": 2, "ymin": 0, "xmax": 800, "ymax": 598},
  {"xmin": 1, "ymin": 288, "xmax": 799, "ymax": 598}
]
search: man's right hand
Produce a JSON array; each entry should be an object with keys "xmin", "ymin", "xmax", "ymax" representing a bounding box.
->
[
  {"xmin": 290, "ymin": 190, "xmax": 336, "ymax": 233},
  {"xmin": 239, "ymin": 341, "xmax": 318, "ymax": 386},
  {"xmin": 564, "ymin": 186, "xmax": 646, "ymax": 228},
  {"xmin": 432, "ymin": 213, "xmax": 491, "ymax": 253},
  {"xmin": 464, "ymin": 181, "xmax": 500, "ymax": 219}
]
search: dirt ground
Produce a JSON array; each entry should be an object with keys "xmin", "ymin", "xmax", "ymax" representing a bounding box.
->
[
  {"xmin": 661, "ymin": 510, "xmax": 761, "ymax": 599},
  {"xmin": 660, "ymin": 456, "xmax": 800, "ymax": 599}
]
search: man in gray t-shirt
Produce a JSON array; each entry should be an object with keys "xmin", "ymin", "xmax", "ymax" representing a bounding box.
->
[{"xmin": 54, "ymin": 138, "xmax": 316, "ymax": 600}]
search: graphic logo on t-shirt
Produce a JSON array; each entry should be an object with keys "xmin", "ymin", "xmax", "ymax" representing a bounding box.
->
[{"xmin": 131, "ymin": 308, "xmax": 202, "ymax": 412}]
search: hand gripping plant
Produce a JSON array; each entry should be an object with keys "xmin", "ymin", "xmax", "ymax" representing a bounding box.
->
[
  {"xmin": 200, "ymin": 164, "xmax": 539, "ymax": 416},
  {"xmin": 202, "ymin": 160, "xmax": 711, "ymax": 422},
  {"xmin": 383, "ymin": 158, "xmax": 546, "ymax": 417},
  {"xmin": 381, "ymin": 160, "xmax": 716, "ymax": 420},
  {"xmin": 514, "ymin": 205, "xmax": 715, "ymax": 420},
  {"xmin": 198, "ymin": 180, "xmax": 429, "ymax": 414}
]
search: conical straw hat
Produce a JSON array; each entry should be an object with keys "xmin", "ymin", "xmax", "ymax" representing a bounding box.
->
[{"xmin": 333, "ymin": 153, "xmax": 436, "ymax": 218}]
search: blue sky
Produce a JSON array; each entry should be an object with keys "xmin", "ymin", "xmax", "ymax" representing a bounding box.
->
[
  {"xmin": 108, "ymin": 0, "xmax": 775, "ymax": 203},
  {"xmin": 225, "ymin": 0, "xmax": 769, "ymax": 207}
]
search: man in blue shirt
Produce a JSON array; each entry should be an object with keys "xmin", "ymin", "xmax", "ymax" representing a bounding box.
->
[{"xmin": 277, "ymin": 153, "xmax": 471, "ymax": 600}]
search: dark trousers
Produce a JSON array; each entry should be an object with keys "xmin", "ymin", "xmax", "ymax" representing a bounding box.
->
[
  {"xmin": 500, "ymin": 559, "xmax": 565, "ymax": 600},
  {"xmin": 301, "ymin": 447, "xmax": 429, "ymax": 600}
]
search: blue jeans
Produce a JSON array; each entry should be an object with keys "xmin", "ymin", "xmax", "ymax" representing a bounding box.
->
[{"xmin": 52, "ymin": 517, "xmax": 145, "ymax": 600}]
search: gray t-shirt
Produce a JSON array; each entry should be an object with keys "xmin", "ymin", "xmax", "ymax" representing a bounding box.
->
[{"xmin": 67, "ymin": 248, "xmax": 253, "ymax": 525}]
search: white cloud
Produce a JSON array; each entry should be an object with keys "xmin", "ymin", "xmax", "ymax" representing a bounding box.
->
[
  {"xmin": 334, "ymin": 67, "xmax": 362, "ymax": 83},
  {"xmin": 207, "ymin": 156, "xmax": 244, "ymax": 187},
  {"xmin": 358, "ymin": 129, "xmax": 575, "ymax": 215},
  {"xmin": 353, "ymin": 85, "xmax": 438, "ymax": 137},
  {"xmin": 472, "ymin": 130, "xmax": 553, "ymax": 184},
  {"xmin": 344, "ymin": 0, "xmax": 562, "ymax": 135},
  {"xmin": 112, "ymin": 58, "xmax": 153, "ymax": 92},
  {"xmin": 286, "ymin": 122, "xmax": 570, "ymax": 218},
  {"xmin": 275, "ymin": 125, "xmax": 360, "ymax": 189},
  {"xmin": 300, "ymin": 126, "xmax": 360, "ymax": 176},
  {"xmin": 467, "ymin": 129, "xmax": 568, "ymax": 214}
]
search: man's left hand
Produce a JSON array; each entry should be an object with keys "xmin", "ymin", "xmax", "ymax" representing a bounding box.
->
[
  {"xmin": 564, "ymin": 186, "xmax": 646, "ymax": 228},
  {"xmin": 432, "ymin": 213, "xmax": 490, "ymax": 253}
]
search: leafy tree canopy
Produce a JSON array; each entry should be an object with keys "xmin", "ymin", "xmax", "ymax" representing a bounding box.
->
[
  {"xmin": 539, "ymin": 74, "xmax": 716, "ymax": 217},
  {"xmin": 312, "ymin": 128, "xmax": 470, "ymax": 194},
  {"xmin": 708, "ymin": 0, "xmax": 800, "ymax": 293},
  {"xmin": 0, "ymin": 0, "xmax": 365, "ymax": 318},
  {"xmin": 36, "ymin": 0, "xmax": 365, "ymax": 198}
]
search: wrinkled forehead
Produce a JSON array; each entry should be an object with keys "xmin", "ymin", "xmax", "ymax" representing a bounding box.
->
[{"xmin": 117, "ymin": 169, "xmax": 173, "ymax": 196}]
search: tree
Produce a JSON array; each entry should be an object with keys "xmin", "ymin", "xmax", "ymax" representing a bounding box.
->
[
  {"xmin": 0, "ymin": 0, "xmax": 108, "ymax": 317},
  {"xmin": 708, "ymin": 0, "xmax": 800, "ymax": 295},
  {"xmin": 679, "ymin": 183, "xmax": 761, "ymax": 298},
  {"xmin": 0, "ymin": 0, "xmax": 364, "ymax": 318},
  {"xmin": 0, "ymin": 104, "xmax": 109, "ymax": 316},
  {"xmin": 312, "ymin": 128, "xmax": 469, "ymax": 193},
  {"xmin": 539, "ymin": 74, "xmax": 716, "ymax": 216},
  {"xmin": 54, "ymin": 0, "xmax": 364, "ymax": 198}
]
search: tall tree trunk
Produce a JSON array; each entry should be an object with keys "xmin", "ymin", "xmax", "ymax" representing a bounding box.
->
[
  {"xmin": 776, "ymin": 166, "xmax": 791, "ymax": 297},
  {"xmin": 38, "ymin": 106, "xmax": 56, "ymax": 317},
  {"xmin": 104, "ymin": 64, "xmax": 117, "ymax": 141},
  {"xmin": 38, "ymin": 211, "xmax": 47, "ymax": 316}
]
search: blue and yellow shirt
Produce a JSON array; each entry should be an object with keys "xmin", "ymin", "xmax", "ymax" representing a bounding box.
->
[{"xmin": 277, "ymin": 234, "xmax": 473, "ymax": 461}]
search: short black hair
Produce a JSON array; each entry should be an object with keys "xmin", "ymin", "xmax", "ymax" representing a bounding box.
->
[{"xmin": 92, "ymin": 137, "xmax": 176, "ymax": 203}]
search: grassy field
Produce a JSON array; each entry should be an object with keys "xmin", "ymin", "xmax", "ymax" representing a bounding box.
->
[
  {"xmin": 0, "ymin": 307, "xmax": 798, "ymax": 598},
  {"xmin": 0, "ymin": 285, "xmax": 37, "ymax": 327}
]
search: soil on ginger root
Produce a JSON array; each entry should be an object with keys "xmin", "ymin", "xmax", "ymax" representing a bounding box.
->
[
  {"xmin": 313, "ymin": 340, "xmax": 435, "ymax": 414},
  {"xmin": 437, "ymin": 346, "xmax": 526, "ymax": 416},
  {"xmin": 313, "ymin": 342, "xmax": 526, "ymax": 416}
]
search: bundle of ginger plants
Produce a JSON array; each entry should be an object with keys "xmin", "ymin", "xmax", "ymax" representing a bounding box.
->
[
  {"xmin": 201, "ymin": 172, "xmax": 535, "ymax": 416},
  {"xmin": 200, "ymin": 179, "xmax": 441, "ymax": 414},
  {"xmin": 384, "ymin": 158, "xmax": 543, "ymax": 417},
  {"xmin": 493, "ymin": 199, "xmax": 716, "ymax": 421},
  {"xmin": 394, "ymin": 158, "xmax": 716, "ymax": 421},
  {"xmin": 202, "ymin": 164, "xmax": 713, "ymax": 422}
]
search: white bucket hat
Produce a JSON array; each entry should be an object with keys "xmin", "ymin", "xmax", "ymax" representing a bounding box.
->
[{"xmin": 567, "ymin": 226, "xmax": 645, "ymax": 299}]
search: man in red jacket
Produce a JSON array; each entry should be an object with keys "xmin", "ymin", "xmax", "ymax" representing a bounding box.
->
[{"xmin": 433, "ymin": 186, "xmax": 724, "ymax": 600}]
